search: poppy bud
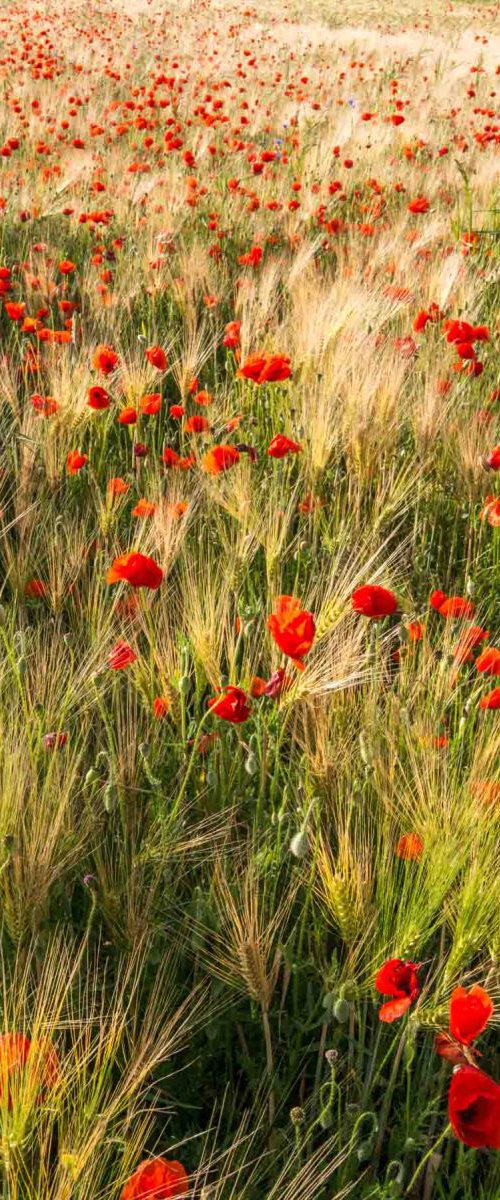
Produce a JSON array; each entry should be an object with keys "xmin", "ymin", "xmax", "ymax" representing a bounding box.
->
[
  {"xmin": 244, "ymin": 753, "xmax": 258, "ymax": 776},
  {"xmin": 179, "ymin": 674, "xmax": 190, "ymax": 694},
  {"xmin": 333, "ymin": 997, "xmax": 350, "ymax": 1022},
  {"xmin": 289, "ymin": 830, "xmax": 309, "ymax": 859}
]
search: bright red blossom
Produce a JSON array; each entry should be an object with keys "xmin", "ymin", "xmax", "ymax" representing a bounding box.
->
[
  {"xmin": 374, "ymin": 958, "xmax": 420, "ymax": 1022},
  {"xmin": 449, "ymin": 985, "xmax": 493, "ymax": 1046},
  {"xmin": 207, "ymin": 685, "xmax": 251, "ymax": 723},
  {"xmin": 267, "ymin": 596, "xmax": 315, "ymax": 670},
  {"xmin": 121, "ymin": 1157, "xmax": 188, "ymax": 1200},
  {"xmin": 107, "ymin": 552, "xmax": 163, "ymax": 590},
  {"xmin": 448, "ymin": 1067, "xmax": 500, "ymax": 1148},
  {"xmin": 351, "ymin": 584, "xmax": 398, "ymax": 619}
]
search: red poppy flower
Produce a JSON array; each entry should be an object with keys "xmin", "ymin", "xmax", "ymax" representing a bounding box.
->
[
  {"xmin": 351, "ymin": 584, "xmax": 398, "ymax": 619},
  {"xmin": 485, "ymin": 447, "xmax": 500, "ymax": 470},
  {"xmin": 184, "ymin": 415, "xmax": 210, "ymax": 434},
  {"xmin": 92, "ymin": 344, "xmax": 118, "ymax": 375},
  {"xmin": 170, "ymin": 405, "xmax": 184, "ymax": 419},
  {"xmin": 267, "ymin": 434, "xmax": 302, "ymax": 458},
  {"xmin": 438, "ymin": 596, "xmax": 475, "ymax": 619},
  {"xmin": 58, "ymin": 259, "xmax": 75, "ymax": 274},
  {"xmin": 121, "ymin": 1157, "xmax": 188, "ymax": 1200},
  {"xmin": 267, "ymin": 596, "xmax": 315, "ymax": 670},
  {"xmin": 429, "ymin": 589, "xmax": 447, "ymax": 611},
  {"xmin": 479, "ymin": 688, "xmax": 500, "ymax": 710},
  {"xmin": 118, "ymin": 407, "xmax": 138, "ymax": 425},
  {"xmin": 31, "ymin": 394, "xmax": 58, "ymax": 416},
  {"xmin": 145, "ymin": 345, "xmax": 167, "ymax": 371},
  {"xmin": 374, "ymin": 958, "xmax": 420, "ymax": 1022},
  {"xmin": 66, "ymin": 450, "xmax": 88, "ymax": 475},
  {"xmin": 448, "ymin": 1066, "xmax": 500, "ymax": 1148},
  {"xmin": 237, "ymin": 353, "xmax": 291, "ymax": 384},
  {"xmin": 201, "ymin": 445, "xmax": 240, "ymax": 475},
  {"xmin": 140, "ymin": 393, "xmax": 162, "ymax": 415},
  {"xmin": 107, "ymin": 551, "xmax": 163, "ymax": 590},
  {"xmin": 395, "ymin": 833, "xmax": 423, "ymax": 861},
  {"xmin": 0, "ymin": 1033, "xmax": 59, "ymax": 1108},
  {"xmin": 406, "ymin": 621, "xmax": 424, "ymax": 642},
  {"xmin": 108, "ymin": 478, "xmax": 129, "ymax": 497},
  {"xmin": 4, "ymin": 301, "xmax": 26, "ymax": 321},
  {"xmin": 453, "ymin": 625, "xmax": 489, "ymax": 664},
  {"xmin": 153, "ymin": 696, "xmax": 170, "ymax": 719},
  {"xmin": 193, "ymin": 390, "xmax": 213, "ymax": 407},
  {"xmin": 223, "ymin": 320, "xmax": 241, "ymax": 348},
  {"xmin": 480, "ymin": 496, "xmax": 500, "ymax": 526},
  {"xmin": 132, "ymin": 499, "xmax": 156, "ymax": 518},
  {"xmin": 407, "ymin": 197, "xmax": 430, "ymax": 214},
  {"xmin": 108, "ymin": 641, "xmax": 136, "ymax": 670},
  {"xmin": 207, "ymin": 685, "xmax": 251, "ymax": 723},
  {"xmin": 449, "ymin": 985, "xmax": 493, "ymax": 1045},
  {"xmin": 24, "ymin": 578, "xmax": 47, "ymax": 599},
  {"xmin": 476, "ymin": 648, "xmax": 500, "ymax": 677},
  {"xmin": 88, "ymin": 385, "xmax": 110, "ymax": 410}
]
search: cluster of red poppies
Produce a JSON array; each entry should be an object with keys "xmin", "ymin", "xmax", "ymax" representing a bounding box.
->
[{"xmin": 375, "ymin": 963, "xmax": 500, "ymax": 1148}]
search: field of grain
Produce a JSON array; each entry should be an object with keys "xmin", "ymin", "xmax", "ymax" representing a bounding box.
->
[{"xmin": 0, "ymin": 0, "xmax": 500, "ymax": 1196}]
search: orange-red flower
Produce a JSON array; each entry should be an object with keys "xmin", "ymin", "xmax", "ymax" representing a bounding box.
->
[
  {"xmin": 140, "ymin": 393, "xmax": 162, "ymax": 415},
  {"xmin": 132, "ymin": 499, "xmax": 157, "ymax": 518},
  {"xmin": 480, "ymin": 496, "xmax": 500, "ymax": 526},
  {"xmin": 407, "ymin": 196, "xmax": 429, "ymax": 214},
  {"xmin": 267, "ymin": 596, "xmax": 315, "ymax": 670},
  {"xmin": 153, "ymin": 696, "xmax": 170, "ymax": 719},
  {"xmin": 476, "ymin": 647, "xmax": 500, "ymax": 676},
  {"xmin": 374, "ymin": 958, "xmax": 420, "ymax": 1022},
  {"xmin": 184, "ymin": 415, "xmax": 210, "ymax": 434},
  {"xmin": 438, "ymin": 596, "xmax": 475, "ymax": 619},
  {"xmin": 88, "ymin": 385, "xmax": 110, "ymax": 410},
  {"xmin": 449, "ymin": 985, "xmax": 493, "ymax": 1046},
  {"xmin": 108, "ymin": 640, "xmax": 136, "ymax": 670},
  {"xmin": 479, "ymin": 687, "xmax": 500, "ymax": 710},
  {"xmin": 107, "ymin": 552, "xmax": 163, "ymax": 590},
  {"xmin": 237, "ymin": 353, "xmax": 292, "ymax": 384},
  {"xmin": 448, "ymin": 1067, "xmax": 500, "ymax": 1148},
  {"xmin": 107, "ymin": 477, "xmax": 129, "ymax": 497},
  {"xmin": 201, "ymin": 445, "xmax": 240, "ymax": 475},
  {"xmin": 118, "ymin": 407, "xmax": 137, "ymax": 425},
  {"xmin": 66, "ymin": 450, "xmax": 88, "ymax": 475},
  {"xmin": 351, "ymin": 584, "xmax": 398, "ymax": 618},
  {"xmin": 207, "ymin": 685, "xmax": 251, "ymax": 723},
  {"xmin": 267, "ymin": 434, "xmax": 302, "ymax": 458},
  {"xmin": 92, "ymin": 344, "xmax": 118, "ymax": 375},
  {"xmin": 145, "ymin": 345, "xmax": 167, "ymax": 371},
  {"xmin": 395, "ymin": 833, "xmax": 423, "ymax": 861},
  {"xmin": 121, "ymin": 1157, "xmax": 188, "ymax": 1200},
  {"xmin": 31, "ymin": 393, "xmax": 58, "ymax": 416},
  {"xmin": 0, "ymin": 1033, "xmax": 59, "ymax": 1108}
]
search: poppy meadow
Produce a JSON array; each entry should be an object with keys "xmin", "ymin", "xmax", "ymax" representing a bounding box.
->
[{"xmin": 0, "ymin": 0, "xmax": 500, "ymax": 1195}]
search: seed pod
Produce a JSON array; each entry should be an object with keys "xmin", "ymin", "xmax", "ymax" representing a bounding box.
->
[{"xmin": 103, "ymin": 784, "xmax": 117, "ymax": 814}]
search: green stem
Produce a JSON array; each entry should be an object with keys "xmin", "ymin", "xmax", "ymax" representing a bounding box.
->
[{"xmin": 405, "ymin": 1124, "xmax": 451, "ymax": 1195}]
